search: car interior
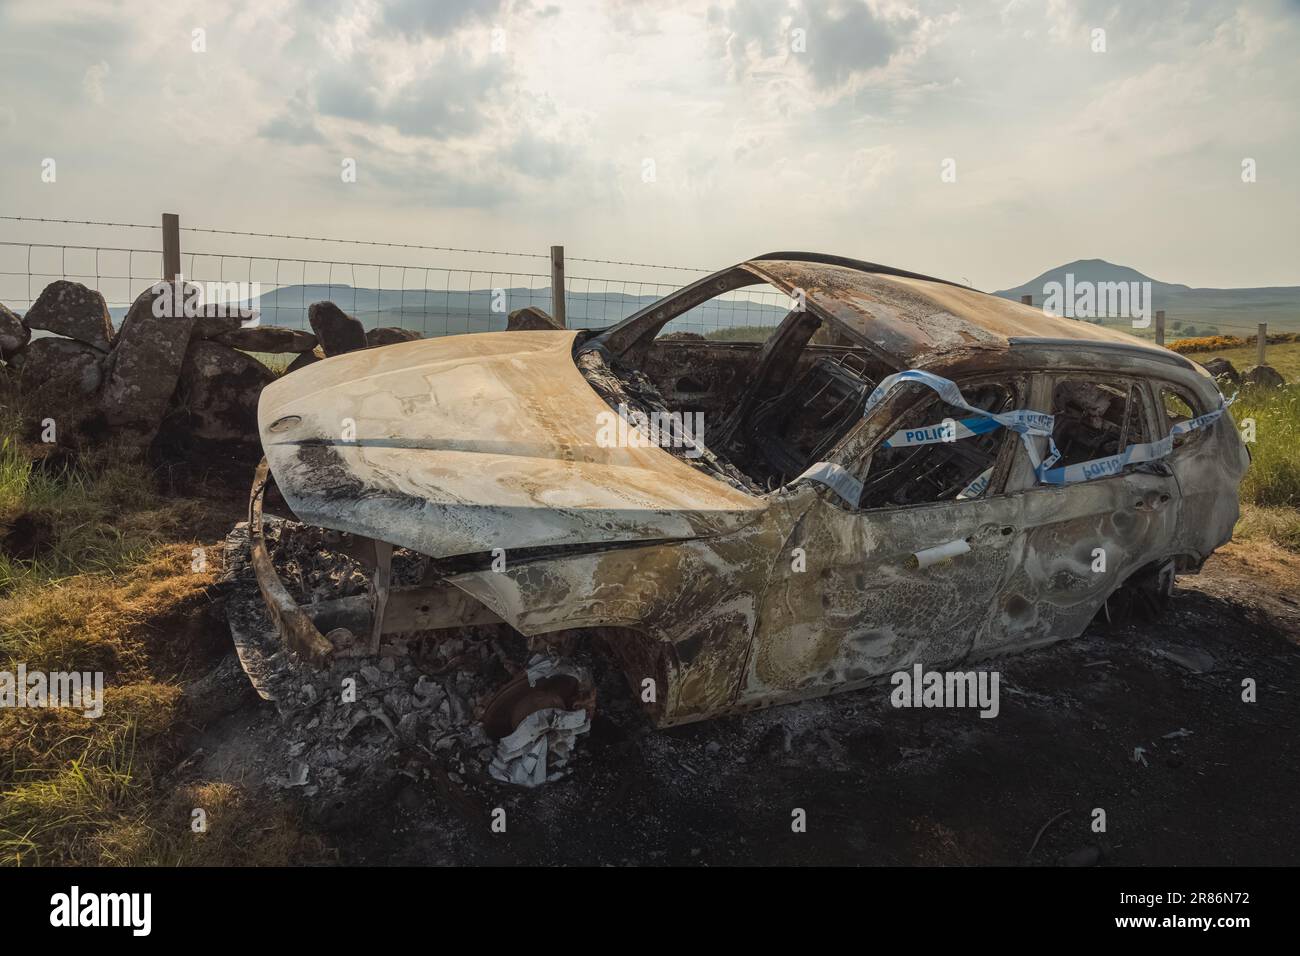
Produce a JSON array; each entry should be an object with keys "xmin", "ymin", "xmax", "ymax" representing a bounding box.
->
[
  {"xmin": 854, "ymin": 383, "xmax": 1017, "ymax": 509},
  {"xmin": 578, "ymin": 276, "xmax": 1167, "ymax": 505},
  {"xmin": 580, "ymin": 294, "xmax": 918, "ymax": 494},
  {"xmin": 1048, "ymin": 378, "xmax": 1149, "ymax": 468}
]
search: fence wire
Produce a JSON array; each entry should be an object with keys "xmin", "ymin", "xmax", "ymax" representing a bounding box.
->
[
  {"xmin": 0, "ymin": 217, "xmax": 1284, "ymax": 345},
  {"xmin": 0, "ymin": 238, "xmax": 792, "ymax": 339}
]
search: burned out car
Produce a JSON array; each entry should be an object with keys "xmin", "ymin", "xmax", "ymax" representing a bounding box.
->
[{"xmin": 248, "ymin": 252, "xmax": 1249, "ymax": 754}]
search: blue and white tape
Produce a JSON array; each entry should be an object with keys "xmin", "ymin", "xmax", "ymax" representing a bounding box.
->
[
  {"xmin": 883, "ymin": 415, "xmax": 1002, "ymax": 448},
  {"xmin": 864, "ymin": 369, "xmax": 1056, "ymax": 440},
  {"xmin": 956, "ymin": 466, "xmax": 994, "ymax": 500},
  {"xmin": 793, "ymin": 460, "xmax": 864, "ymax": 504},
  {"xmin": 1035, "ymin": 400, "xmax": 1231, "ymax": 485},
  {"xmin": 796, "ymin": 368, "xmax": 1231, "ymax": 502}
]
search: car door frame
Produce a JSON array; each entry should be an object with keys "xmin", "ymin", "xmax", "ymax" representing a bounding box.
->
[
  {"xmin": 968, "ymin": 367, "xmax": 1183, "ymax": 659},
  {"xmin": 738, "ymin": 369, "xmax": 1032, "ymax": 707}
]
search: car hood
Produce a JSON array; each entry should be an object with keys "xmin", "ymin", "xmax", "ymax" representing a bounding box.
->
[{"xmin": 257, "ymin": 330, "xmax": 765, "ymax": 558}]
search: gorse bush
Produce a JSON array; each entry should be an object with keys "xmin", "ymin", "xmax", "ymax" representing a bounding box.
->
[
  {"xmin": 1171, "ymin": 332, "xmax": 1300, "ymax": 355},
  {"xmin": 1170, "ymin": 335, "xmax": 1249, "ymax": 354}
]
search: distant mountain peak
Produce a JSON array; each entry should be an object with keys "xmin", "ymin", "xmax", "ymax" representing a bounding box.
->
[
  {"xmin": 991, "ymin": 259, "xmax": 1299, "ymax": 337},
  {"xmin": 998, "ymin": 259, "xmax": 1162, "ymax": 296},
  {"xmin": 1058, "ymin": 256, "xmax": 1139, "ymax": 273}
]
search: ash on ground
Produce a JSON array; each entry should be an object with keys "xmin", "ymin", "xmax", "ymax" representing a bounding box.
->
[{"xmin": 219, "ymin": 519, "xmax": 590, "ymax": 806}]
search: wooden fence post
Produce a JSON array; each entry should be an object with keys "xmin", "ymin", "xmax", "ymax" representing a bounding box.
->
[
  {"xmin": 162, "ymin": 213, "xmax": 181, "ymax": 282},
  {"xmin": 550, "ymin": 245, "xmax": 566, "ymax": 328},
  {"xmin": 1258, "ymin": 322, "xmax": 1267, "ymax": 365},
  {"xmin": 1155, "ymin": 310, "xmax": 1165, "ymax": 347}
]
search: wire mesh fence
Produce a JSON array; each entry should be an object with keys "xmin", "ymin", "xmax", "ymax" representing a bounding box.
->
[
  {"xmin": 0, "ymin": 221, "xmax": 794, "ymax": 340},
  {"xmin": 0, "ymin": 241, "xmax": 161, "ymax": 320},
  {"xmin": 0, "ymin": 216, "xmax": 1285, "ymax": 347}
]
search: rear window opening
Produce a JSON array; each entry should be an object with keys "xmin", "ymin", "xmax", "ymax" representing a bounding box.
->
[
  {"xmin": 1161, "ymin": 387, "xmax": 1202, "ymax": 449},
  {"xmin": 1049, "ymin": 379, "xmax": 1148, "ymax": 468}
]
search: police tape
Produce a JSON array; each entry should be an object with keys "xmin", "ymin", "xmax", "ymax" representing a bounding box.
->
[
  {"xmin": 882, "ymin": 415, "xmax": 1001, "ymax": 448},
  {"xmin": 956, "ymin": 465, "xmax": 994, "ymax": 500},
  {"xmin": 795, "ymin": 369, "xmax": 1232, "ymax": 501},
  {"xmin": 864, "ymin": 368, "xmax": 1057, "ymax": 476},
  {"xmin": 868, "ymin": 368, "xmax": 1232, "ymax": 486},
  {"xmin": 794, "ymin": 460, "xmax": 864, "ymax": 504},
  {"xmin": 1035, "ymin": 400, "xmax": 1232, "ymax": 485},
  {"xmin": 864, "ymin": 369, "xmax": 1056, "ymax": 440}
]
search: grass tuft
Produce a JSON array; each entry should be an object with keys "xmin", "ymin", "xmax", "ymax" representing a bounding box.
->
[{"xmin": 1231, "ymin": 384, "xmax": 1300, "ymax": 510}]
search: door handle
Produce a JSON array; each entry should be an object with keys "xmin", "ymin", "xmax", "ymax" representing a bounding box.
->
[
  {"xmin": 1133, "ymin": 491, "xmax": 1172, "ymax": 512},
  {"xmin": 968, "ymin": 524, "xmax": 1018, "ymax": 546}
]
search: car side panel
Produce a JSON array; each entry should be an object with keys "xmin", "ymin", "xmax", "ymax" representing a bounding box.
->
[
  {"xmin": 445, "ymin": 508, "xmax": 794, "ymax": 724},
  {"xmin": 1161, "ymin": 382, "xmax": 1250, "ymax": 564},
  {"xmin": 741, "ymin": 485, "xmax": 1022, "ymax": 705}
]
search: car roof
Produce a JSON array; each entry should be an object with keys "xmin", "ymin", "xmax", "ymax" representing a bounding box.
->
[{"xmin": 742, "ymin": 252, "xmax": 1165, "ymax": 366}]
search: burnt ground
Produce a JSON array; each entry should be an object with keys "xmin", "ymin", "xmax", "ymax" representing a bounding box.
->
[{"xmin": 191, "ymin": 540, "xmax": 1300, "ymax": 867}]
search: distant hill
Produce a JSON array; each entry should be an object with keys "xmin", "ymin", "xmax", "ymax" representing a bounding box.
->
[
  {"xmin": 994, "ymin": 258, "xmax": 1300, "ymax": 339},
  {"xmin": 106, "ymin": 284, "xmax": 791, "ymax": 339},
  {"xmin": 84, "ymin": 261, "xmax": 1298, "ymax": 343}
]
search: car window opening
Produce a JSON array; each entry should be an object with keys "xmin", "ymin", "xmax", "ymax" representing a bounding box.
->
[
  {"xmin": 856, "ymin": 383, "xmax": 1015, "ymax": 510},
  {"xmin": 1050, "ymin": 380, "xmax": 1148, "ymax": 470},
  {"xmin": 1161, "ymin": 387, "xmax": 1199, "ymax": 449},
  {"xmin": 579, "ymin": 307, "xmax": 894, "ymax": 494}
]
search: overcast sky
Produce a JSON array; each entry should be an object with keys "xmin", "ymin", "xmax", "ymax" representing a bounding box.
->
[{"xmin": 0, "ymin": 0, "xmax": 1296, "ymax": 291}]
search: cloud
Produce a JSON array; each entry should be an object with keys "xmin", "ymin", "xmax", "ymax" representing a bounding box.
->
[
  {"xmin": 800, "ymin": 1, "xmax": 906, "ymax": 88},
  {"xmin": 307, "ymin": 51, "xmax": 509, "ymax": 139},
  {"xmin": 0, "ymin": 0, "xmax": 1295, "ymax": 290},
  {"xmin": 1041, "ymin": 0, "xmax": 1241, "ymax": 47},
  {"xmin": 260, "ymin": 111, "xmax": 327, "ymax": 146},
  {"xmin": 361, "ymin": 151, "xmax": 520, "ymax": 207},
  {"xmin": 247, "ymin": 1, "xmax": 592, "ymax": 203},
  {"xmin": 372, "ymin": 56, "xmax": 508, "ymax": 139},
  {"xmin": 841, "ymin": 144, "xmax": 897, "ymax": 190},
  {"xmin": 290, "ymin": 8, "xmax": 512, "ymax": 141},
  {"xmin": 718, "ymin": 0, "xmax": 943, "ymax": 96},
  {"xmin": 501, "ymin": 130, "xmax": 580, "ymax": 180},
  {"xmin": 378, "ymin": 0, "xmax": 507, "ymax": 38}
]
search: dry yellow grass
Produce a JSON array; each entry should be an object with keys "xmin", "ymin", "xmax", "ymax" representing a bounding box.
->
[
  {"xmin": 0, "ymin": 388, "xmax": 328, "ymax": 865},
  {"xmin": 1, "ymin": 544, "xmax": 212, "ymax": 677},
  {"xmin": 1235, "ymin": 503, "xmax": 1300, "ymax": 553},
  {"xmin": 0, "ymin": 543, "xmax": 328, "ymax": 866},
  {"xmin": 97, "ymin": 781, "xmax": 330, "ymax": 867}
]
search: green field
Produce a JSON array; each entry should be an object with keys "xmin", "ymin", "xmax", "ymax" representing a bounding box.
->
[{"xmin": 1189, "ymin": 341, "xmax": 1300, "ymax": 383}]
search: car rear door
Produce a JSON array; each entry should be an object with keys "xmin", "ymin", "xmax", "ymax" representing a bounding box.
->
[{"xmin": 967, "ymin": 370, "xmax": 1182, "ymax": 659}]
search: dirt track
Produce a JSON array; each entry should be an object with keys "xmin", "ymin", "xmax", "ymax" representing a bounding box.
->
[{"xmin": 195, "ymin": 539, "xmax": 1300, "ymax": 866}]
